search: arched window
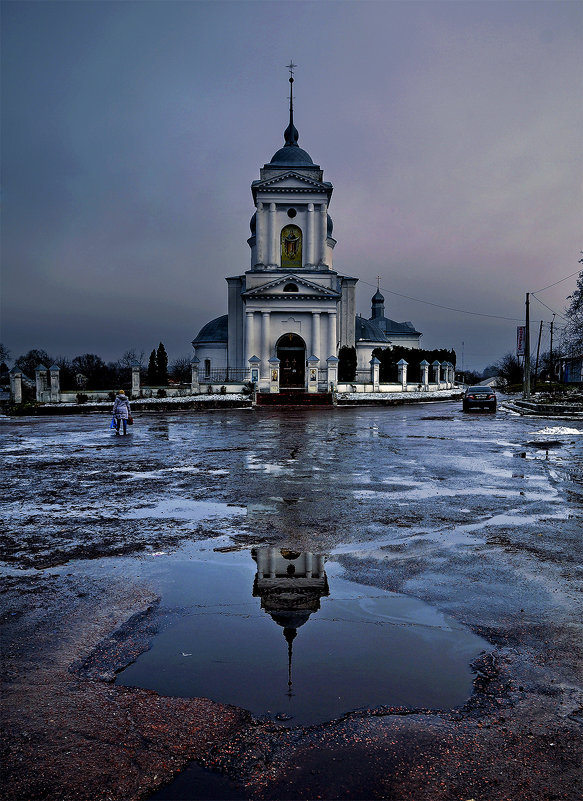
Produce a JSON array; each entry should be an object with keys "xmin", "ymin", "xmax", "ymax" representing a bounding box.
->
[
  {"xmin": 204, "ymin": 359, "xmax": 211, "ymax": 377},
  {"xmin": 283, "ymin": 283, "xmax": 299, "ymax": 292}
]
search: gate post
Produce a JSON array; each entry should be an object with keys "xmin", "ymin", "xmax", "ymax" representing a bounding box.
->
[
  {"xmin": 190, "ymin": 357, "xmax": 200, "ymax": 394},
  {"xmin": 307, "ymin": 355, "xmax": 319, "ymax": 393},
  {"xmin": 326, "ymin": 355, "xmax": 339, "ymax": 392},
  {"xmin": 35, "ymin": 364, "xmax": 49, "ymax": 402},
  {"xmin": 420, "ymin": 360, "xmax": 429, "ymax": 390},
  {"xmin": 49, "ymin": 364, "xmax": 60, "ymax": 402},
  {"xmin": 370, "ymin": 356, "xmax": 380, "ymax": 392},
  {"xmin": 432, "ymin": 360, "xmax": 441, "ymax": 385},
  {"xmin": 268, "ymin": 357, "xmax": 280, "ymax": 393},
  {"xmin": 131, "ymin": 361, "xmax": 141, "ymax": 398},
  {"xmin": 10, "ymin": 367, "xmax": 23, "ymax": 404},
  {"xmin": 441, "ymin": 361, "xmax": 449, "ymax": 388},
  {"xmin": 397, "ymin": 359, "xmax": 408, "ymax": 390}
]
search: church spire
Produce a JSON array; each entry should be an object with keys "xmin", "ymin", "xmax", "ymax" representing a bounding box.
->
[
  {"xmin": 372, "ymin": 276, "xmax": 385, "ymax": 320},
  {"xmin": 284, "ymin": 627, "xmax": 297, "ymax": 697},
  {"xmin": 283, "ymin": 61, "xmax": 299, "ymax": 148}
]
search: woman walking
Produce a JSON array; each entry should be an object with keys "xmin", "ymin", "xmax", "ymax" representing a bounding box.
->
[{"xmin": 112, "ymin": 390, "xmax": 131, "ymax": 435}]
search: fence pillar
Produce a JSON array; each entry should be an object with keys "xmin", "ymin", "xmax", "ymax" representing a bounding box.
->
[
  {"xmin": 432, "ymin": 360, "xmax": 441, "ymax": 385},
  {"xmin": 131, "ymin": 361, "xmax": 141, "ymax": 398},
  {"xmin": 420, "ymin": 360, "xmax": 429, "ymax": 390},
  {"xmin": 49, "ymin": 364, "xmax": 60, "ymax": 402},
  {"xmin": 369, "ymin": 356, "xmax": 380, "ymax": 392},
  {"xmin": 307, "ymin": 355, "xmax": 319, "ymax": 393},
  {"xmin": 397, "ymin": 359, "xmax": 408, "ymax": 390},
  {"xmin": 190, "ymin": 357, "xmax": 200, "ymax": 394},
  {"xmin": 35, "ymin": 364, "xmax": 49, "ymax": 402},
  {"xmin": 327, "ymin": 355, "xmax": 339, "ymax": 392},
  {"xmin": 268, "ymin": 357, "xmax": 280, "ymax": 393},
  {"xmin": 9, "ymin": 368, "xmax": 22, "ymax": 404},
  {"xmin": 441, "ymin": 361, "xmax": 449, "ymax": 388},
  {"xmin": 248, "ymin": 354, "xmax": 260, "ymax": 388}
]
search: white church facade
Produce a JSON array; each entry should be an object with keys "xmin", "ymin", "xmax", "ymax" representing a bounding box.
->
[{"xmin": 192, "ymin": 72, "xmax": 422, "ymax": 393}]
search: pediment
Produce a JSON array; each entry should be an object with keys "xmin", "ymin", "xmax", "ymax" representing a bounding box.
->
[
  {"xmin": 242, "ymin": 274, "xmax": 341, "ymax": 300},
  {"xmin": 253, "ymin": 172, "xmax": 328, "ymax": 192}
]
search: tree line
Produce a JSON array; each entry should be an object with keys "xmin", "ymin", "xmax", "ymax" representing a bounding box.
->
[{"xmin": 0, "ymin": 343, "xmax": 193, "ymax": 391}]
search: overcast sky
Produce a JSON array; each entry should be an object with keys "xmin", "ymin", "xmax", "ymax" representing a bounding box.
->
[{"xmin": 2, "ymin": 0, "xmax": 581, "ymax": 370}]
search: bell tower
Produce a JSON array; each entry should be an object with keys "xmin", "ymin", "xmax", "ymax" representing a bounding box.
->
[{"xmin": 248, "ymin": 62, "xmax": 336, "ymax": 272}]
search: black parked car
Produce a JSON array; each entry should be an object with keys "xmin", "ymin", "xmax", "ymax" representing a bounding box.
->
[{"xmin": 463, "ymin": 385, "xmax": 497, "ymax": 412}]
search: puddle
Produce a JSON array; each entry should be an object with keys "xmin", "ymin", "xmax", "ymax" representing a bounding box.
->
[{"xmin": 116, "ymin": 548, "xmax": 488, "ymax": 726}]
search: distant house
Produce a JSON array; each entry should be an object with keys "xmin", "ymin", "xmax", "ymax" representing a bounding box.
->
[{"xmin": 559, "ymin": 354, "xmax": 583, "ymax": 384}]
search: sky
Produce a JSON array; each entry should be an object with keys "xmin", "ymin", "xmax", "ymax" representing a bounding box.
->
[{"xmin": 2, "ymin": 0, "xmax": 581, "ymax": 371}]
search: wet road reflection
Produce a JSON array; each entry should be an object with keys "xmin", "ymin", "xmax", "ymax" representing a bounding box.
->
[{"xmin": 116, "ymin": 545, "xmax": 488, "ymax": 726}]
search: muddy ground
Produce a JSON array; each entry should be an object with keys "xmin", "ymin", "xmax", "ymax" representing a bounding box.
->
[{"xmin": 1, "ymin": 404, "xmax": 582, "ymax": 800}]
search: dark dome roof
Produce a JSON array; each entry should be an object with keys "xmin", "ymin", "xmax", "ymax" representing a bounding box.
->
[
  {"xmin": 355, "ymin": 317, "xmax": 388, "ymax": 342},
  {"xmin": 372, "ymin": 289, "xmax": 384, "ymax": 302},
  {"xmin": 270, "ymin": 610, "xmax": 312, "ymax": 630},
  {"xmin": 327, "ymin": 214, "xmax": 333, "ymax": 237},
  {"xmin": 192, "ymin": 314, "xmax": 228, "ymax": 344},
  {"xmin": 250, "ymin": 212, "xmax": 256, "ymax": 234},
  {"xmin": 269, "ymin": 144, "xmax": 314, "ymax": 166}
]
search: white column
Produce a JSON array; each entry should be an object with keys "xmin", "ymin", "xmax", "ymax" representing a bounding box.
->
[
  {"xmin": 268, "ymin": 546, "xmax": 276, "ymax": 578},
  {"xmin": 10, "ymin": 370, "xmax": 23, "ymax": 404},
  {"xmin": 269, "ymin": 202, "xmax": 277, "ymax": 265},
  {"xmin": 327, "ymin": 311, "xmax": 337, "ymax": 358},
  {"xmin": 50, "ymin": 366, "xmax": 61, "ymax": 402},
  {"xmin": 319, "ymin": 203, "xmax": 328, "ymax": 265},
  {"xmin": 131, "ymin": 364, "xmax": 140, "ymax": 398},
  {"xmin": 261, "ymin": 312, "xmax": 271, "ymax": 378},
  {"xmin": 245, "ymin": 311, "xmax": 256, "ymax": 363},
  {"xmin": 307, "ymin": 203, "xmax": 315, "ymax": 266},
  {"xmin": 312, "ymin": 312, "xmax": 321, "ymax": 359},
  {"xmin": 256, "ymin": 202, "xmax": 265, "ymax": 265}
]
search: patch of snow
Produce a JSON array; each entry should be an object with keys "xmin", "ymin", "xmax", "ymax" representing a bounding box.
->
[
  {"xmin": 337, "ymin": 389, "xmax": 462, "ymax": 401},
  {"xmin": 531, "ymin": 426, "xmax": 583, "ymax": 436}
]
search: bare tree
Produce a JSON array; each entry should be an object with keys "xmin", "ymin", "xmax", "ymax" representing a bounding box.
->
[
  {"xmin": 119, "ymin": 349, "xmax": 145, "ymax": 369},
  {"xmin": 562, "ymin": 266, "xmax": 583, "ymax": 356},
  {"xmin": 170, "ymin": 356, "xmax": 192, "ymax": 383}
]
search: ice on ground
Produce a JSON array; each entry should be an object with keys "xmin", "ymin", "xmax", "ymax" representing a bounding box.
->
[{"xmin": 531, "ymin": 426, "xmax": 583, "ymax": 436}]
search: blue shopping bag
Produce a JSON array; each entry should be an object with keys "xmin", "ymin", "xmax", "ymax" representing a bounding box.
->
[{"xmin": 109, "ymin": 416, "xmax": 117, "ymax": 429}]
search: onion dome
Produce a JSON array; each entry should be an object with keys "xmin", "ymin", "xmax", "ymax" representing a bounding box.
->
[{"xmin": 269, "ymin": 69, "xmax": 314, "ymax": 167}]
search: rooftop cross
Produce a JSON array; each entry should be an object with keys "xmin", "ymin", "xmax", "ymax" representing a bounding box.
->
[{"xmin": 283, "ymin": 61, "xmax": 299, "ymax": 147}]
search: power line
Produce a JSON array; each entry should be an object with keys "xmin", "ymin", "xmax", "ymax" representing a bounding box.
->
[
  {"xmin": 358, "ymin": 279, "xmax": 523, "ymax": 321},
  {"xmin": 532, "ymin": 270, "xmax": 581, "ymax": 294},
  {"xmin": 530, "ymin": 293, "xmax": 568, "ymax": 320}
]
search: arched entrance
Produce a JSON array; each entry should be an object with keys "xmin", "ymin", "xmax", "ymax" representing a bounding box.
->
[{"xmin": 277, "ymin": 333, "xmax": 306, "ymax": 389}]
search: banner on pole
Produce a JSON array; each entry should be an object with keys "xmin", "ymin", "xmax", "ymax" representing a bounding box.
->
[{"xmin": 516, "ymin": 326, "xmax": 525, "ymax": 356}]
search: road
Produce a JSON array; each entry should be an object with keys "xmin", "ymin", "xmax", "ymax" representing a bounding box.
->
[{"xmin": 1, "ymin": 401, "xmax": 582, "ymax": 800}]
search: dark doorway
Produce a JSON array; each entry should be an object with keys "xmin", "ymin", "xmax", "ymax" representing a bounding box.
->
[{"xmin": 277, "ymin": 333, "xmax": 306, "ymax": 388}]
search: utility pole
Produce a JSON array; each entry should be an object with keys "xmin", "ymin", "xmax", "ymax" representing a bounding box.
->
[
  {"xmin": 523, "ymin": 292, "xmax": 531, "ymax": 399},
  {"xmin": 534, "ymin": 319, "xmax": 543, "ymax": 393},
  {"xmin": 550, "ymin": 314, "xmax": 555, "ymax": 386}
]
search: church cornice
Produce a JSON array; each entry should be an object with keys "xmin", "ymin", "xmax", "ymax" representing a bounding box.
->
[
  {"xmin": 252, "ymin": 172, "xmax": 333, "ymax": 203},
  {"xmin": 241, "ymin": 273, "xmax": 341, "ymax": 300}
]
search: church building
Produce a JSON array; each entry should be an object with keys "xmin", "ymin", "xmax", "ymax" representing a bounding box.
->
[{"xmin": 193, "ymin": 70, "xmax": 421, "ymax": 391}]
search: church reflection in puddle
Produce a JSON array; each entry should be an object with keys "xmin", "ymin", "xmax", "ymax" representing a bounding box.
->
[
  {"xmin": 116, "ymin": 546, "xmax": 488, "ymax": 726},
  {"xmin": 252, "ymin": 547, "xmax": 329, "ymax": 704}
]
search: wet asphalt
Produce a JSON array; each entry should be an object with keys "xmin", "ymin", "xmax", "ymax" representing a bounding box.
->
[{"xmin": 1, "ymin": 400, "xmax": 582, "ymax": 800}]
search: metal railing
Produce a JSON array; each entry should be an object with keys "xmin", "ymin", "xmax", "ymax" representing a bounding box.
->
[{"xmin": 199, "ymin": 368, "xmax": 249, "ymax": 383}]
